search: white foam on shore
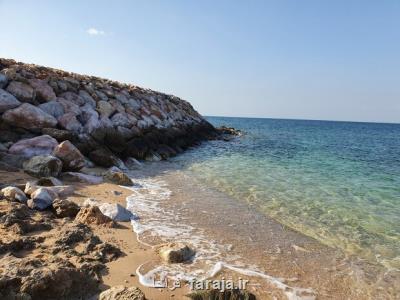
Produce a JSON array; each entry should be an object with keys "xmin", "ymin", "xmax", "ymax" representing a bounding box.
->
[{"xmin": 125, "ymin": 177, "xmax": 316, "ymax": 300}]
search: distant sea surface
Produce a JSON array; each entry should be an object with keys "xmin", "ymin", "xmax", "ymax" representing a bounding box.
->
[{"xmin": 174, "ymin": 117, "xmax": 400, "ymax": 269}]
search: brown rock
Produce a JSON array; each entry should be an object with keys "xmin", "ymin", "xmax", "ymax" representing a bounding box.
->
[
  {"xmin": 52, "ymin": 199, "xmax": 80, "ymax": 218},
  {"xmin": 75, "ymin": 206, "xmax": 115, "ymax": 227},
  {"xmin": 99, "ymin": 286, "xmax": 146, "ymax": 300},
  {"xmin": 158, "ymin": 243, "xmax": 195, "ymax": 263},
  {"xmin": 2, "ymin": 103, "xmax": 58, "ymax": 129},
  {"xmin": 57, "ymin": 112, "xmax": 83, "ymax": 133},
  {"xmin": 103, "ymin": 168, "xmax": 133, "ymax": 186},
  {"xmin": 6, "ymin": 81, "xmax": 35, "ymax": 102},
  {"xmin": 53, "ymin": 140, "xmax": 85, "ymax": 171},
  {"xmin": 28, "ymin": 78, "xmax": 56, "ymax": 102}
]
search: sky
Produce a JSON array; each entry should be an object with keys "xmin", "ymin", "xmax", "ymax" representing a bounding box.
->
[{"xmin": 0, "ymin": 0, "xmax": 399, "ymax": 123}]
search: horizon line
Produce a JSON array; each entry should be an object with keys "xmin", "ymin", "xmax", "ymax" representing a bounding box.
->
[{"xmin": 205, "ymin": 115, "xmax": 400, "ymax": 125}]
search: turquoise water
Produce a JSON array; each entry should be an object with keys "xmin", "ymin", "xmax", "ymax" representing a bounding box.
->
[{"xmin": 174, "ymin": 117, "xmax": 400, "ymax": 269}]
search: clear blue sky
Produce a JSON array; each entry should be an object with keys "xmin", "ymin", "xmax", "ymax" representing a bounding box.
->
[{"xmin": 0, "ymin": 0, "xmax": 399, "ymax": 123}]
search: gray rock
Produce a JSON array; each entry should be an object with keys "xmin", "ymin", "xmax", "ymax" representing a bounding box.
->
[
  {"xmin": 1, "ymin": 186, "xmax": 27, "ymax": 203},
  {"xmin": 23, "ymin": 155, "xmax": 63, "ymax": 178},
  {"xmin": 0, "ymin": 74, "xmax": 8, "ymax": 88},
  {"xmin": 8, "ymin": 135, "xmax": 58, "ymax": 158},
  {"xmin": 58, "ymin": 112, "xmax": 83, "ymax": 133},
  {"xmin": 27, "ymin": 187, "xmax": 57, "ymax": 210},
  {"xmin": 99, "ymin": 286, "xmax": 145, "ymax": 300},
  {"xmin": 6, "ymin": 81, "xmax": 35, "ymax": 103},
  {"xmin": 98, "ymin": 203, "xmax": 134, "ymax": 222},
  {"xmin": 2, "ymin": 103, "xmax": 58, "ymax": 129},
  {"xmin": 0, "ymin": 88, "xmax": 21, "ymax": 112},
  {"xmin": 56, "ymin": 97, "xmax": 81, "ymax": 115},
  {"xmin": 124, "ymin": 157, "xmax": 142, "ymax": 169},
  {"xmin": 38, "ymin": 100, "xmax": 65, "ymax": 118},
  {"xmin": 78, "ymin": 90, "xmax": 96, "ymax": 107},
  {"xmin": 59, "ymin": 91, "xmax": 85, "ymax": 106},
  {"xmin": 97, "ymin": 100, "xmax": 114, "ymax": 118},
  {"xmin": 111, "ymin": 112, "xmax": 131, "ymax": 128}
]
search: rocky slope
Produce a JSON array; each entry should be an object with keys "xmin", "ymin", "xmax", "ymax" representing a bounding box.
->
[{"xmin": 0, "ymin": 58, "xmax": 218, "ymax": 169}]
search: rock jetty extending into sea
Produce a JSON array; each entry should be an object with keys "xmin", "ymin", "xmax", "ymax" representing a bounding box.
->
[{"xmin": 0, "ymin": 58, "xmax": 223, "ymax": 171}]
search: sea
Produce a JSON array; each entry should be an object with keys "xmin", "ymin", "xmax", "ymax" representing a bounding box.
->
[{"xmin": 127, "ymin": 117, "xmax": 400, "ymax": 299}]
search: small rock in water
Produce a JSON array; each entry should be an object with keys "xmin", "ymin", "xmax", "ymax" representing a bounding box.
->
[
  {"xmin": 103, "ymin": 168, "xmax": 133, "ymax": 186},
  {"xmin": 158, "ymin": 243, "xmax": 195, "ymax": 263}
]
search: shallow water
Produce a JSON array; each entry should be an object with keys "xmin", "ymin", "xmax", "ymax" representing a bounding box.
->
[{"xmin": 173, "ymin": 117, "xmax": 400, "ymax": 270}]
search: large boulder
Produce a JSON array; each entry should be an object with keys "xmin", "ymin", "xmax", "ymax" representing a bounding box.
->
[
  {"xmin": 99, "ymin": 286, "xmax": 145, "ymax": 300},
  {"xmin": 6, "ymin": 81, "xmax": 35, "ymax": 103},
  {"xmin": 89, "ymin": 148, "xmax": 120, "ymax": 168},
  {"xmin": 0, "ymin": 88, "xmax": 21, "ymax": 112},
  {"xmin": 8, "ymin": 135, "xmax": 58, "ymax": 158},
  {"xmin": 28, "ymin": 79, "xmax": 56, "ymax": 102},
  {"xmin": 27, "ymin": 187, "xmax": 58, "ymax": 210},
  {"xmin": 23, "ymin": 155, "xmax": 63, "ymax": 178},
  {"xmin": 2, "ymin": 103, "xmax": 58, "ymax": 129},
  {"xmin": 0, "ymin": 186, "xmax": 27, "ymax": 203},
  {"xmin": 53, "ymin": 140, "xmax": 85, "ymax": 171},
  {"xmin": 103, "ymin": 168, "xmax": 133, "ymax": 186}
]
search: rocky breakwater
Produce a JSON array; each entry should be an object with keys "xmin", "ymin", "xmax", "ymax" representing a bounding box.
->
[{"xmin": 0, "ymin": 58, "xmax": 219, "ymax": 170}]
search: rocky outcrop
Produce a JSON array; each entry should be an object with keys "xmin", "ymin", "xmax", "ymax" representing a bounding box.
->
[
  {"xmin": 0, "ymin": 58, "xmax": 219, "ymax": 169},
  {"xmin": 99, "ymin": 286, "xmax": 146, "ymax": 300},
  {"xmin": 0, "ymin": 200, "xmax": 122, "ymax": 300},
  {"xmin": 75, "ymin": 206, "xmax": 115, "ymax": 227}
]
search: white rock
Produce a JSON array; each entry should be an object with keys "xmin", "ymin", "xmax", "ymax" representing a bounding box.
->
[
  {"xmin": 1, "ymin": 186, "xmax": 27, "ymax": 203},
  {"xmin": 28, "ymin": 187, "xmax": 57, "ymax": 210}
]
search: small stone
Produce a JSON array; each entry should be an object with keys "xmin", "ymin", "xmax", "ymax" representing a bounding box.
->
[
  {"xmin": 1, "ymin": 186, "xmax": 27, "ymax": 203},
  {"xmin": 28, "ymin": 187, "xmax": 58, "ymax": 210}
]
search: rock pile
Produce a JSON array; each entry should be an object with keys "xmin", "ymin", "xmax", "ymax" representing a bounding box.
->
[{"xmin": 0, "ymin": 58, "xmax": 219, "ymax": 171}]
